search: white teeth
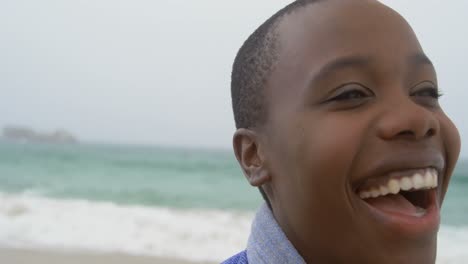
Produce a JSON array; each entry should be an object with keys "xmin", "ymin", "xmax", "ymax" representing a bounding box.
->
[
  {"xmin": 370, "ymin": 188, "xmax": 380, "ymax": 198},
  {"xmin": 400, "ymin": 177, "xmax": 413, "ymax": 191},
  {"xmin": 423, "ymin": 169, "xmax": 437, "ymax": 188},
  {"xmin": 414, "ymin": 206, "xmax": 427, "ymax": 217},
  {"xmin": 433, "ymin": 172, "xmax": 438, "ymax": 187},
  {"xmin": 379, "ymin": 186, "xmax": 389, "ymax": 196},
  {"xmin": 358, "ymin": 168, "xmax": 439, "ymax": 199},
  {"xmin": 388, "ymin": 179, "xmax": 400, "ymax": 194},
  {"xmin": 412, "ymin": 173, "xmax": 424, "ymax": 189},
  {"xmin": 359, "ymin": 191, "xmax": 370, "ymax": 199},
  {"xmin": 424, "ymin": 172, "xmax": 433, "ymax": 188}
]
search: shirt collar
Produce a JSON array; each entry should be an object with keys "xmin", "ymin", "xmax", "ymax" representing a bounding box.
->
[{"xmin": 246, "ymin": 203, "xmax": 306, "ymax": 264}]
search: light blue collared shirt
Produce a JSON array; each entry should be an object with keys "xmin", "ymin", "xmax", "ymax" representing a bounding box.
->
[{"xmin": 246, "ymin": 203, "xmax": 306, "ymax": 264}]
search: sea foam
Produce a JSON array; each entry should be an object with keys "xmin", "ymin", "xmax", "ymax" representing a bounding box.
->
[
  {"xmin": 0, "ymin": 192, "xmax": 467, "ymax": 263},
  {"xmin": 0, "ymin": 192, "xmax": 252, "ymax": 262}
]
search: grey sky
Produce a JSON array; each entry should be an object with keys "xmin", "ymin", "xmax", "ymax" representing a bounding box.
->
[{"xmin": 0, "ymin": 0, "xmax": 466, "ymax": 157}]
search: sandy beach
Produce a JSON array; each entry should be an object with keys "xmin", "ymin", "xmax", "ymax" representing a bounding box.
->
[{"xmin": 0, "ymin": 248, "xmax": 216, "ymax": 264}]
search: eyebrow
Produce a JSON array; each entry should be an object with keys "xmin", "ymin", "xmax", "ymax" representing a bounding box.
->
[
  {"xmin": 408, "ymin": 53, "xmax": 434, "ymax": 67},
  {"xmin": 308, "ymin": 53, "xmax": 433, "ymax": 86},
  {"xmin": 308, "ymin": 55, "xmax": 371, "ymax": 86}
]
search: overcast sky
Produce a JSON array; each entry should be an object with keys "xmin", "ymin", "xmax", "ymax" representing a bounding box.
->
[{"xmin": 0, "ymin": 0, "xmax": 466, "ymax": 157}]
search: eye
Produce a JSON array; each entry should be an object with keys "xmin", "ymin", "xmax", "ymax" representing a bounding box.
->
[
  {"xmin": 330, "ymin": 89, "xmax": 369, "ymax": 101},
  {"xmin": 412, "ymin": 86, "xmax": 443, "ymax": 99},
  {"xmin": 326, "ymin": 83, "xmax": 374, "ymax": 103},
  {"xmin": 410, "ymin": 82, "xmax": 442, "ymax": 108}
]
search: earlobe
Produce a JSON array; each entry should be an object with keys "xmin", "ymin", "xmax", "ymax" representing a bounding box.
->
[{"xmin": 233, "ymin": 128, "xmax": 271, "ymax": 187}]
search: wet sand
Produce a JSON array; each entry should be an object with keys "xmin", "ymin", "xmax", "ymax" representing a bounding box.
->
[{"xmin": 0, "ymin": 248, "xmax": 216, "ymax": 264}]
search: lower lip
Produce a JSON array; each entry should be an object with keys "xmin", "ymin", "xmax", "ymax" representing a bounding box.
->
[{"xmin": 361, "ymin": 189, "xmax": 440, "ymax": 236}]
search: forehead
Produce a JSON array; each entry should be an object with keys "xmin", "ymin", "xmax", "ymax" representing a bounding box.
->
[
  {"xmin": 266, "ymin": 0, "xmax": 426, "ymax": 98},
  {"xmin": 277, "ymin": 0, "xmax": 421, "ymax": 60}
]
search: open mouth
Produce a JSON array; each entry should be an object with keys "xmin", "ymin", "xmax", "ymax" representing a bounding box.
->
[{"xmin": 357, "ymin": 168, "xmax": 438, "ymax": 218}]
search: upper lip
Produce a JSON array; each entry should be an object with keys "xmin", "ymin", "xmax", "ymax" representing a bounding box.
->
[{"xmin": 352, "ymin": 149, "xmax": 445, "ymax": 191}]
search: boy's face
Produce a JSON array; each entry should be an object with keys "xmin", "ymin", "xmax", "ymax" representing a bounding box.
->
[{"xmin": 259, "ymin": 0, "xmax": 461, "ymax": 263}]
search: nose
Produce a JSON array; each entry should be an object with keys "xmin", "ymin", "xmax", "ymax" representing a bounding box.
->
[{"xmin": 376, "ymin": 98, "xmax": 440, "ymax": 141}]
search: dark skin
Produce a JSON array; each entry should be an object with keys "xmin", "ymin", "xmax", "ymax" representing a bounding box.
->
[{"xmin": 233, "ymin": 0, "xmax": 461, "ymax": 263}]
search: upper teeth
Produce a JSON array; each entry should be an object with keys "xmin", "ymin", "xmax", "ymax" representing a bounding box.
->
[{"xmin": 359, "ymin": 169, "xmax": 438, "ymax": 199}]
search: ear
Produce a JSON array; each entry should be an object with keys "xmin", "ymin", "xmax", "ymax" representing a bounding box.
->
[{"xmin": 233, "ymin": 128, "xmax": 271, "ymax": 187}]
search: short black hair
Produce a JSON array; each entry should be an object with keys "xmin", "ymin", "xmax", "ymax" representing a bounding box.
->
[
  {"xmin": 231, "ymin": 0, "xmax": 323, "ymax": 130},
  {"xmin": 231, "ymin": 0, "xmax": 324, "ymax": 206}
]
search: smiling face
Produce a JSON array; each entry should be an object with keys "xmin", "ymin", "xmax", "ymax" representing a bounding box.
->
[{"xmin": 255, "ymin": 0, "xmax": 461, "ymax": 263}]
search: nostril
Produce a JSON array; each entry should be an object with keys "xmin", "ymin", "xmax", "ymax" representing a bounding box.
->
[
  {"xmin": 425, "ymin": 128, "xmax": 436, "ymax": 137},
  {"xmin": 395, "ymin": 128, "xmax": 436, "ymax": 139},
  {"xmin": 397, "ymin": 130, "xmax": 414, "ymax": 137}
]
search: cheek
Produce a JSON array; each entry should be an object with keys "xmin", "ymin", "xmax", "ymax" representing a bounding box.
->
[
  {"xmin": 298, "ymin": 114, "xmax": 369, "ymax": 185},
  {"xmin": 439, "ymin": 113, "xmax": 461, "ymax": 199},
  {"xmin": 265, "ymin": 111, "xmax": 375, "ymax": 252},
  {"xmin": 268, "ymin": 113, "xmax": 372, "ymax": 243},
  {"xmin": 441, "ymin": 114, "xmax": 461, "ymax": 160},
  {"xmin": 272, "ymin": 113, "xmax": 369, "ymax": 207}
]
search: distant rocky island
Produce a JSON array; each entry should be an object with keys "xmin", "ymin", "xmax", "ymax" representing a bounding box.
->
[{"xmin": 2, "ymin": 126, "xmax": 78, "ymax": 144}]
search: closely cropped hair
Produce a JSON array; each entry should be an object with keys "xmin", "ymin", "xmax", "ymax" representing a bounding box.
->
[
  {"xmin": 231, "ymin": 0, "xmax": 323, "ymax": 130},
  {"xmin": 231, "ymin": 0, "xmax": 324, "ymax": 205}
]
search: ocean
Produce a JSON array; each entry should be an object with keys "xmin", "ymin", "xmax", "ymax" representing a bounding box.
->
[{"xmin": 0, "ymin": 140, "xmax": 466, "ymax": 263}]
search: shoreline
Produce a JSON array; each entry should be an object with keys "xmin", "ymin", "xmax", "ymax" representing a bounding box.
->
[{"xmin": 0, "ymin": 248, "xmax": 216, "ymax": 264}]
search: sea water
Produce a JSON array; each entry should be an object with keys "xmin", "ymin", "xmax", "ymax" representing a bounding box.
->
[{"xmin": 0, "ymin": 141, "xmax": 466, "ymax": 263}]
